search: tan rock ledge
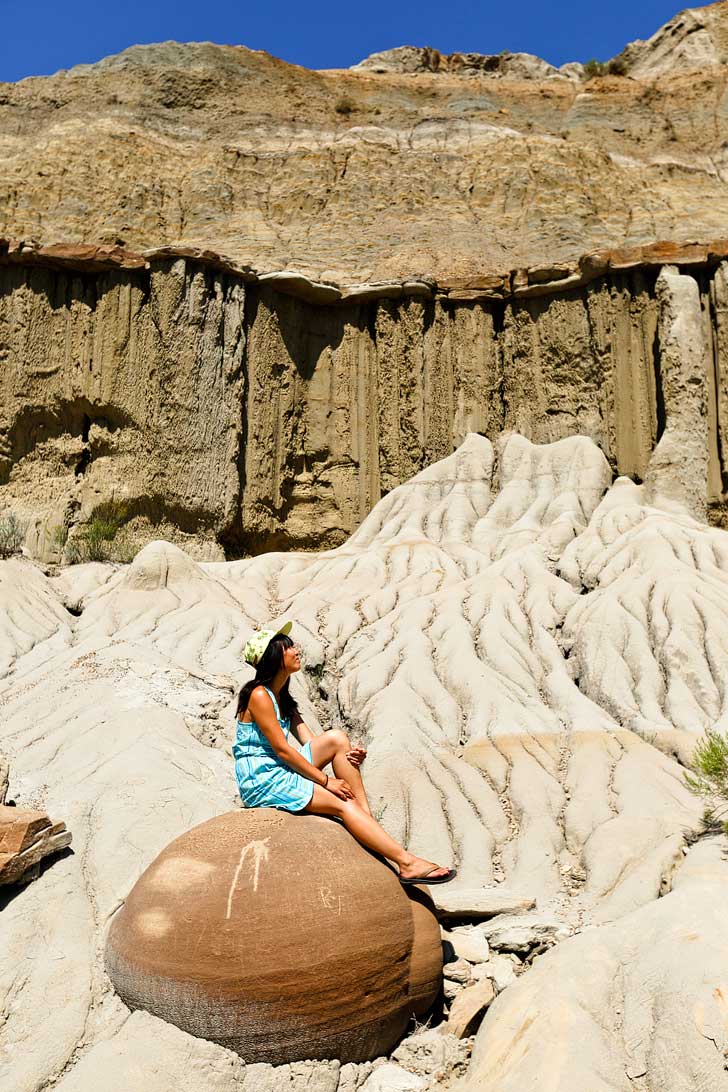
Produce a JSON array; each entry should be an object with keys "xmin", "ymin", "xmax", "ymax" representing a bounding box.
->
[{"xmin": 3, "ymin": 235, "xmax": 728, "ymax": 307}]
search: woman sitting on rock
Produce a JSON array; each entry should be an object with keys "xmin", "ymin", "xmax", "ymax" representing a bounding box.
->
[{"xmin": 234, "ymin": 622, "xmax": 456, "ymax": 885}]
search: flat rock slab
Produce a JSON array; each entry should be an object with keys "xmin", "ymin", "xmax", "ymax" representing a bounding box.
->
[
  {"xmin": 359, "ymin": 1064, "xmax": 427, "ymax": 1091},
  {"xmin": 431, "ymin": 888, "xmax": 536, "ymax": 922},
  {"xmin": 478, "ymin": 913, "xmax": 572, "ymax": 952},
  {"xmin": 0, "ymin": 804, "xmax": 71, "ymax": 885},
  {"xmin": 442, "ymin": 926, "xmax": 491, "ymax": 964},
  {"xmin": 444, "ymin": 978, "xmax": 496, "ymax": 1038}
]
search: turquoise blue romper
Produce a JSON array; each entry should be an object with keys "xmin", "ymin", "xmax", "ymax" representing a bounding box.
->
[{"xmin": 232, "ymin": 686, "xmax": 315, "ymax": 812}]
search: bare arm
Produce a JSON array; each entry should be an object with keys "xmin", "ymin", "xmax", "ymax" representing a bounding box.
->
[
  {"xmin": 290, "ymin": 711, "xmax": 315, "ymax": 746},
  {"xmin": 248, "ymin": 690, "xmax": 324, "ymax": 785}
]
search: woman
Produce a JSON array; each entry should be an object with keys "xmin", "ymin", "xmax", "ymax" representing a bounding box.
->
[{"xmin": 233, "ymin": 622, "xmax": 456, "ymax": 885}]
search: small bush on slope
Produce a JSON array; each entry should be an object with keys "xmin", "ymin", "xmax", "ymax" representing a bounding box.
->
[
  {"xmin": 0, "ymin": 513, "xmax": 24, "ymax": 558},
  {"xmin": 65, "ymin": 501, "xmax": 134, "ymax": 564},
  {"xmin": 686, "ymin": 729, "xmax": 728, "ymax": 833}
]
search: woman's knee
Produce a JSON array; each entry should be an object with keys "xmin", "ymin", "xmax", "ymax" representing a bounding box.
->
[
  {"xmin": 338, "ymin": 799, "xmax": 365, "ymax": 823},
  {"xmin": 328, "ymin": 728, "xmax": 350, "ymax": 751}
]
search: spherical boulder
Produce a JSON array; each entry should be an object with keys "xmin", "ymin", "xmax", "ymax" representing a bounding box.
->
[{"xmin": 105, "ymin": 809, "xmax": 442, "ymax": 1064}]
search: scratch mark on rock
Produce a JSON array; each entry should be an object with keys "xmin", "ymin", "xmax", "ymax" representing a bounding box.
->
[
  {"xmin": 320, "ymin": 885, "xmax": 342, "ymax": 914},
  {"xmin": 226, "ymin": 837, "xmax": 270, "ymax": 919}
]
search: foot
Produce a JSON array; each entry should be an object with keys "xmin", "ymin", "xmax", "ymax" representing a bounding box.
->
[{"xmin": 398, "ymin": 855, "xmax": 453, "ymax": 882}]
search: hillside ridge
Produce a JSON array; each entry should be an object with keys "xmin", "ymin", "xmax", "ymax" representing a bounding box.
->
[{"xmin": 1, "ymin": 3, "xmax": 727, "ymax": 283}]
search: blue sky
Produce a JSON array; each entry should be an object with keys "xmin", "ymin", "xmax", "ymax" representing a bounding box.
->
[{"xmin": 0, "ymin": 0, "xmax": 706, "ymax": 83}]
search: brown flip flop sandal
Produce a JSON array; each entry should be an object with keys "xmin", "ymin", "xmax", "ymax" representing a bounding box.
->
[{"xmin": 399, "ymin": 866, "xmax": 457, "ymax": 886}]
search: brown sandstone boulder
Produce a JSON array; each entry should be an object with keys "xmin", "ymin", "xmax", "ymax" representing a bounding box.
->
[{"xmin": 105, "ymin": 809, "xmax": 442, "ymax": 1064}]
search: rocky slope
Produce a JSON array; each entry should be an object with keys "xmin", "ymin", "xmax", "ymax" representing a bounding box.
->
[
  {"xmin": 2, "ymin": 11, "xmax": 728, "ymax": 1086},
  {"xmin": 2, "ymin": 421, "xmax": 727, "ymax": 1090}
]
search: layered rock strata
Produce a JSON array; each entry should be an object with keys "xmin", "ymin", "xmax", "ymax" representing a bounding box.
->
[
  {"xmin": 2, "ymin": 3, "xmax": 728, "ymax": 283},
  {"xmin": 1, "ymin": 242, "xmax": 725, "ymax": 555}
]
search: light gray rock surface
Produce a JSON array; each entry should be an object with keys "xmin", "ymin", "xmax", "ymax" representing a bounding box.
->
[
  {"xmin": 442, "ymin": 926, "xmax": 490, "ymax": 964},
  {"xmin": 358, "ymin": 1065, "xmax": 426, "ymax": 1092},
  {"xmin": 391, "ymin": 1028, "xmax": 471, "ymax": 1080},
  {"xmin": 470, "ymin": 954, "xmax": 518, "ymax": 994},
  {"xmin": 443, "ymin": 959, "xmax": 472, "ymax": 984},
  {"xmin": 477, "ymin": 913, "xmax": 571, "ymax": 953},
  {"xmin": 53, "ymin": 1011, "xmax": 246, "ymax": 1092},
  {"xmin": 430, "ymin": 889, "xmax": 536, "ymax": 921},
  {"xmin": 621, "ymin": 3, "xmax": 727, "ymax": 77},
  {"xmin": 0, "ymin": 428, "xmax": 724, "ymax": 1089},
  {"xmin": 352, "ymin": 47, "xmax": 561, "ymax": 81},
  {"xmin": 456, "ymin": 839, "xmax": 728, "ymax": 1092}
]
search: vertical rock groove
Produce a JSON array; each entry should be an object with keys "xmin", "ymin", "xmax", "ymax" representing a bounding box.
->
[{"xmin": 1, "ymin": 256, "xmax": 727, "ymax": 556}]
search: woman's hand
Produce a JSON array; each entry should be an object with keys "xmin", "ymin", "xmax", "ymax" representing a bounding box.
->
[
  {"xmin": 326, "ymin": 777, "xmax": 354, "ymax": 800},
  {"xmin": 346, "ymin": 746, "xmax": 367, "ymax": 768}
]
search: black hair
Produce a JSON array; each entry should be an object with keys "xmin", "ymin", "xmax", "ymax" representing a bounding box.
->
[{"xmin": 236, "ymin": 634, "xmax": 300, "ymax": 722}]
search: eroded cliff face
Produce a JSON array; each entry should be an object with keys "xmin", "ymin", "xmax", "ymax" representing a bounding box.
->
[
  {"xmin": 2, "ymin": 3, "xmax": 728, "ymax": 554},
  {"xmin": 2, "ymin": 4, "xmax": 728, "ymax": 284},
  {"xmin": 0, "ymin": 258, "xmax": 246, "ymax": 557},
  {"xmin": 1, "ymin": 246, "xmax": 725, "ymax": 556}
]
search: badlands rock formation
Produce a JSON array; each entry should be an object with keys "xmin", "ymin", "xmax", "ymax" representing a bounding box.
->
[
  {"xmin": 2, "ymin": 244, "xmax": 728, "ymax": 555},
  {"xmin": 2, "ymin": 4, "xmax": 728, "ymax": 282},
  {"xmin": 106, "ymin": 809, "xmax": 441, "ymax": 1063},
  {"xmin": 459, "ymin": 840, "xmax": 728, "ymax": 1092},
  {"xmin": 2, "ymin": 3, "xmax": 728, "ymax": 553},
  {"xmin": 1, "ymin": 421, "xmax": 727, "ymax": 1089}
]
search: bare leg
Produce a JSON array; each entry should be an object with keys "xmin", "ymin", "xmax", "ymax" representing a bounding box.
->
[
  {"xmin": 309, "ymin": 729, "xmax": 372, "ymax": 815},
  {"xmin": 302, "ymin": 786, "xmax": 452, "ymax": 881}
]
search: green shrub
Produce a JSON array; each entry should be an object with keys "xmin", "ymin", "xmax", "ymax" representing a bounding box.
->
[
  {"xmin": 82, "ymin": 523, "xmax": 113, "ymax": 562},
  {"xmin": 583, "ymin": 59, "xmax": 607, "ymax": 79},
  {"xmin": 583, "ymin": 55, "xmax": 628, "ymax": 80},
  {"xmin": 607, "ymin": 54, "xmax": 629, "ymax": 76},
  {"xmin": 65, "ymin": 500, "xmax": 130, "ymax": 564},
  {"xmin": 685, "ymin": 728, "xmax": 728, "ymax": 833},
  {"xmin": 0, "ymin": 513, "xmax": 24, "ymax": 558},
  {"xmin": 64, "ymin": 539, "xmax": 84, "ymax": 565},
  {"xmin": 89, "ymin": 499, "xmax": 129, "ymax": 532},
  {"xmin": 334, "ymin": 96, "xmax": 355, "ymax": 116},
  {"xmin": 52, "ymin": 524, "xmax": 69, "ymax": 548}
]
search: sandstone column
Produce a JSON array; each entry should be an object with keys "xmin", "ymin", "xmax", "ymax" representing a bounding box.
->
[{"xmin": 644, "ymin": 266, "xmax": 708, "ymax": 519}]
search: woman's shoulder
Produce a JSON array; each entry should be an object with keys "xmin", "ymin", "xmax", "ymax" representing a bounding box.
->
[
  {"xmin": 246, "ymin": 685, "xmax": 280, "ymax": 721},
  {"xmin": 247, "ymin": 684, "xmax": 274, "ymax": 708}
]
